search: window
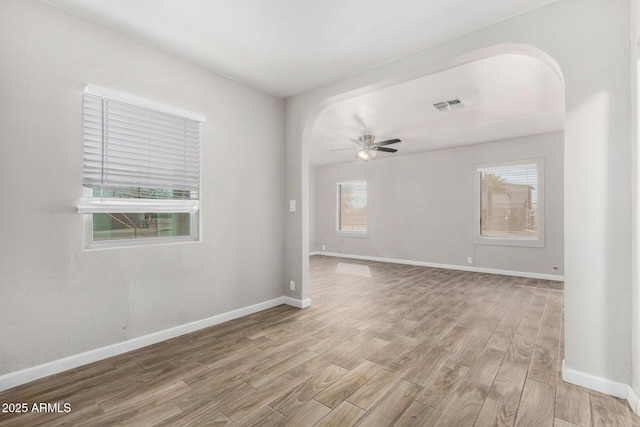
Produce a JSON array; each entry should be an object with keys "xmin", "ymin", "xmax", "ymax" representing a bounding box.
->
[
  {"xmin": 473, "ymin": 160, "xmax": 544, "ymax": 247},
  {"xmin": 336, "ymin": 179, "xmax": 367, "ymax": 234},
  {"xmin": 77, "ymin": 85, "xmax": 205, "ymax": 248}
]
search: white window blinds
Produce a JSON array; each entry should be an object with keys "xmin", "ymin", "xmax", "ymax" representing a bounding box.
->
[
  {"xmin": 337, "ymin": 180, "xmax": 367, "ymax": 232},
  {"xmin": 82, "ymin": 91, "xmax": 201, "ymax": 199}
]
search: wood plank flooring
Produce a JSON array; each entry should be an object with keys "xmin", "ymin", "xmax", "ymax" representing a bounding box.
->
[{"xmin": 1, "ymin": 255, "xmax": 638, "ymax": 426}]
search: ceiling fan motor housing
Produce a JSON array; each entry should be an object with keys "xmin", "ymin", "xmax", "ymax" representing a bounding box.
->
[{"xmin": 358, "ymin": 134, "xmax": 376, "ymax": 148}]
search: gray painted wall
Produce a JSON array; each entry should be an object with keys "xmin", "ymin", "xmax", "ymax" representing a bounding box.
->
[
  {"xmin": 309, "ymin": 165, "xmax": 318, "ymax": 252},
  {"xmin": 0, "ymin": 0, "xmax": 284, "ymax": 375},
  {"xmin": 312, "ymin": 133, "xmax": 564, "ymax": 276}
]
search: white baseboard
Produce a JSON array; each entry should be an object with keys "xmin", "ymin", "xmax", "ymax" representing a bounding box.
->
[
  {"xmin": 284, "ymin": 296, "xmax": 311, "ymax": 308},
  {"xmin": 311, "ymin": 251, "xmax": 564, "ymax": 281},
  {"xmin": 628, "ymin": 384, "xmax": 640, "ymax": 415},
  {"xmin": 562, "ymin": 360, "xmax": 633, "ymax": 403},
  {"xmin": 0, "ymin": 296, "xmax": 300, "ymax": 393}
]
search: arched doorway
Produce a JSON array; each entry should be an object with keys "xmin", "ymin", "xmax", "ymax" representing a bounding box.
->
[{"xmin": 301, "ymin": 44, "xmax": 565, "ymax": 300}]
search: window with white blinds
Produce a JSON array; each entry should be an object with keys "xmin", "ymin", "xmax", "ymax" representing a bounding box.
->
[
  {"xmin": 78, "ymin": 85, "xmax": 205, "ymax": 247},
  {"xmin": 337, "ymin": 180, "xmax": 367, "ymax": 233},
  {"xmin": 82, "ymin": 92, "xmax": 200, "ymax": 200},
  {"xmin": 474, "ymin": 160, "xmax": 545, "ymax": 247}
]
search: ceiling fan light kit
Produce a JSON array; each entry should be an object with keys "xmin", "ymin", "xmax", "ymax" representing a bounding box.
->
[{"xmin": 356, "ymin": 148, "xmax": 377, "ymax": 161}]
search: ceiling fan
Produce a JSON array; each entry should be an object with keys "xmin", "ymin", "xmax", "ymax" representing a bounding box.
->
[{"xmin": 331, "ymin": 134, "xmax": 401, "ymax": 162}]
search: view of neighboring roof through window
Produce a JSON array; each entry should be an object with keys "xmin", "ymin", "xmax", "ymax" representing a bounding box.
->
[{"xmin": 474, "ymin": 160, "xmax": 544, "ymax": 248}]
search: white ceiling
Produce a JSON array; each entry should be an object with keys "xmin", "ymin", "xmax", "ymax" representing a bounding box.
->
[
  {"xmin": 41, "ymin": 0, "xmax": 564, "ymax": 165},
  {"xmin": 310, "ymin": 54, "xmax": 564, "ymax": 166},
  {"xmin": 41, "ymin": 0, "xmax": 557, "ymax": 98}
]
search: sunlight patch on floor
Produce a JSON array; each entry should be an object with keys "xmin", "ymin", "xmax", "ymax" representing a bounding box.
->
[{"xmin": 335, "ymin": 262, "xmax": 371, "ymax": 277}]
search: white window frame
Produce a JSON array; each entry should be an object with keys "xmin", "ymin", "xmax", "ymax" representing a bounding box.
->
[
  {"xmin": 473, "ymin": 158, "xmax": 545, "ymax": 248},
  {"xmin": 335, "ymin": 178, "xmax": 369, "ymax": 237},
  {"xmin": 77, "ymin": 84, "xmax": 204, "ymax": 249},
  {"xmin": 81, "ymin": 188, "xmax": 201, "ymax": 250}
]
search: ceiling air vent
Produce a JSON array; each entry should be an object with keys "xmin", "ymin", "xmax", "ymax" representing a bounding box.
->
[{"xmin": 433, "ymin": 98, "xmax": 465, "ymax": 112}]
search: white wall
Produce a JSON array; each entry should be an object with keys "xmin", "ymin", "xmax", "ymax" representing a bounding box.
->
[
  {"xmin": 0, "ymin": 0, "xmax": 284, "ymax": 376},
  {"xmin": 309, "ymin": 165, "xmax": 317, "ymax": 252},
  {"xmin": 313, "ymin": 133, "xmax": 563, "ymax": 276},
  {"xmin": 632, "ymin": 0, "xmax": 640, "ymax": 408},
  {"xmin": 286, "ymin": 0, "xmax": 634, "ymax": 391}
]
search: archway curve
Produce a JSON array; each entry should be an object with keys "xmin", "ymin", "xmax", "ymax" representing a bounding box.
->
[{"xmin": 299, "ymin": 42, "xmax": 565, "ymax": 301}]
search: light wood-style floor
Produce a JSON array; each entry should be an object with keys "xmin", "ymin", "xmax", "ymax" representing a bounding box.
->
[{"xmin": 1, "ymin": 255, "xmax": 639, "ymax": 426}]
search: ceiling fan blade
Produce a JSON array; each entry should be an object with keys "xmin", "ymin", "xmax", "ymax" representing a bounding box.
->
[
  {"xmin": 376, "ymin": 138, "xmax": 401, "ymax": 146},
  {"xmin": 330, "ymin": 147, "xmax": 359, "ymax": 152},
  {"xmin": 349, "ymin": 138, "xmax": 364, "ymax": 146},
  {"xmin": 374, "ymin": 146, "xmax": 398, "ymax": 153}
]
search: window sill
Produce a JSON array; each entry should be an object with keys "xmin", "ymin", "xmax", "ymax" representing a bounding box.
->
[
  {"xmin": 336, "ymin": 231, "xmax": 369, "ymax": 239},
  {"xmin": 84, "ymin": 235, "xmax": 199, "ymax": 251},
  {"xmin": 77, "ymin": 198, "xmax": 199, "ymax": 214},
  {"xmin": 474, "ymin": 235, "xmax": 545, "ymax": 248}
]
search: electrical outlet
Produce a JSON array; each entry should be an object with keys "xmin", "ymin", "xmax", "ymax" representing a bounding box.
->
[
  {"xmin": 289, "ymin": 280, "xmax": 295, "ymax": 291},
  {"xmin": 321, "ymin": 244, "xmax": 326, "ymax": 251},
  {"xmin": 467, "ymin": 257, "xmax": 473, "ymax": 264}
]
